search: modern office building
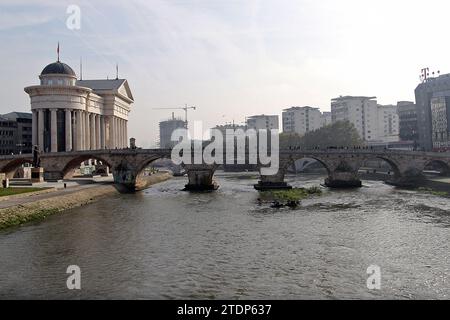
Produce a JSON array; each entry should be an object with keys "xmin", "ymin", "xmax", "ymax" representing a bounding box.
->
[
  {"xmin": 24, "ymin": 59, "xmax": 134, "ymax": 153},
  {"xmin": 430, "ymin": 95, "xmax": 450, "ymax": 150},
  {"xmin": 397, "ymin": 101, "xmax": 418, "ymax": 143},
  {"xmin": 414, "ymin": 73, "xmax": 450, "ymax": 151},
  {"xmin": 0, "ymin": 116, "xmax": 17, "ymax": 155},
  {"xmin": 246, "ymin": 115, "xmax": 279, "ymax": 131},
  {"xmin": 282, "ymin": 106, "xmax": 323, "ymax": 136},
  {"xmin": 0, "ymin": 112, "xmax": 33, "ymax": 154},
  {"xmin": 159, "ymin": 114, "xmax": 186, "ymax": 148}
]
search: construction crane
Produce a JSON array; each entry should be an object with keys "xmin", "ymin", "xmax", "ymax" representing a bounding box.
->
[{"xmin": 152, "ymin": 104, "xmax": 197, "ymax": 129}]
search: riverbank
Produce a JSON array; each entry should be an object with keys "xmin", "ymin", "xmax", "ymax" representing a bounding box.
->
[{"xmin": 0, "ymin": 172, "xmax": 172, "ymax": 230}]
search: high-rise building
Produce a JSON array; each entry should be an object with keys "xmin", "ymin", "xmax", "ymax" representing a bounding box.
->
[
  {"xmin": 1, "ymin": 112, "xmax": 32, "ymax": 154},
  {"xmin": 397, "ymin": 101, "xmax": 418, "ymax": 143},
  {"xmin": 331, "ymin": 96, "xmax": 378, "ymax": 141},
  {"xmin": 246, "ymin": 115, "xmax": 279, "ymax": 131},
  {"xmin": 430, "ymin": 96, "xmax": 450, "ymax": 150},
  {"xmin": 376, "ymin": 104, "xmax": 399, "ymax": 143},
  {"xmin": 414, "ymin": 73, "xmax": 450, "ymax": 151},
  {"xmin": 331, "ymin": 96, "xmax": 399, "ymax": 143},
  {"xmin": 159, "ymin": 114, "xmax": 186, "ymax": 149},
  {"xmin": 24, "ymin": 59, "xmax": 134, "ymax": 153},
  {"xmin": 282, "ymin": 106, "xmax": 323, "ymax": 136}
]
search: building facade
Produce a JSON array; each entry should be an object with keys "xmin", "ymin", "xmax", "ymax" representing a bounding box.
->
[
  {"xmin": 24, "ymin": 60, "xmax": 134, "ymax": 153},
  {"xmin": 331, "ymin": 96, "xmax": 378, "ymax": 142},
  {"xmin": 282, "ymin": 106, "xmax": 323, "ymax": 136},
  {"xmin": 415, "ymin": 73, "xmax": 450, "ymax": 151},
  {"xmin": 0, "ymin": 116, "xmax": 17, "ymax": 155},
  {"xmin": 331, "ymin": 96, "xmax": 399, "ymax": 143},
  {"xmin": 430, "ymin": 96, "xmax": 450, "ymax": 150},
  {"xmin": 246, "ymin": 115, "xmax": 279, "ymax": 131},
  {"xmin": 397, "ymin": 101, "xmax": 418, "ymax": 143},
  {"xmin": 321, "ymin": 112, "xmax": 332, "ymax": 127},
  {"xmin": 159, "ymin": 115, "xmax": 186, "ymax": 149},
  {"xmin": 0, "ymin": 112, "xmax": 32, "ymax": 154},
  {"xmin": 376, "ymin": 104, "xmax": 399, "ymax": 143}
]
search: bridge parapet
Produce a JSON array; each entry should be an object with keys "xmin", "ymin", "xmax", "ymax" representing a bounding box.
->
[{"xmin": 1, "ymin": 149, "xmax": 450, "ymax": 191}]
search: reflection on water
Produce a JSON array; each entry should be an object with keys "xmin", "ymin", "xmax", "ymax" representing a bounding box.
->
[{"xmin": 0, "ymin": 172, "xmax": 449, "ymax": 299}]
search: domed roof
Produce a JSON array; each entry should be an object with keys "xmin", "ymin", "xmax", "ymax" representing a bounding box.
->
[{"xmin": 41, "ymin": 61, "xmax": 76, "ymax": 76}]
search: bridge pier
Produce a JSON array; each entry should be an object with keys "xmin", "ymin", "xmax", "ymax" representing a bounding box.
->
[
  {"xmin": 325, "ymin": 171, "xmax": 362, "ymax": 188},
  {"xmin": 386, "ymin": 168, "xmax": 427, "ymax": 188},
  {"xmin": 254, "ymin": 171, "xmax": 292, "ymax": 191},
  {"xmin": 112, "ymin": 164, "xmax": 140, "ymax": 192},
  {"xmin": 43, "ymin": 171, "xmax": 64, "ymax": 182},
  {"xmin": 183, "ymin": 165, "xmax": 218, "ymax": 191}
]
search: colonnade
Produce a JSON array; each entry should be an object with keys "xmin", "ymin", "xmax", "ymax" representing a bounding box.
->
[{"xmin": 32, "ymin": 109, "xmax": 128, "ymax": 152}]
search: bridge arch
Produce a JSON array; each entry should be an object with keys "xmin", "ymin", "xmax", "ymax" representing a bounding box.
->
[
  {"xmin": 0, "ymin": 158, "xmax": 34, "ymax": 179},
  {"xmin": 61, "ymin": 155, "xmax": 112, "ymax": 179},
  {"xmin": 283, "ymin": 155, "xmax": 332, "ymax": 175},
  {"xmin": 357, "ymin": 155, "xmax": 401, "ymax": 179},
  {"xmin": 423, "ymin": 159, "xmax": 450, "ymax": 176},
  {"xmin": 135, "ymin": 156, "xmax": 172, "ymax": 176}
]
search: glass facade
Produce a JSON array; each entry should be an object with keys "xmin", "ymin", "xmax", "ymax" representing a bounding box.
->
[{"xmin": 431, "ymin": 96, "xmax": 450, "ymax": 150}]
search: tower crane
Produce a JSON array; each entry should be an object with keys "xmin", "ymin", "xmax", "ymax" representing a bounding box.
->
[{"xmin": 152, "ymin": 104, "xmax": 197, "ymax": 129}]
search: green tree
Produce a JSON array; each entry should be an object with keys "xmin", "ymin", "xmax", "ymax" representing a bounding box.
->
[{"xmin": 280, "ymin": 120, "xmax": 363, "ymax": 149}]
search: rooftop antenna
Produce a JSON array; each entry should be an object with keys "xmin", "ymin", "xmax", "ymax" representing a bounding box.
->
[
  {"xmin": 57, "ymin": 42, "xmax": 60, "ymax": 62},
  {"xmin": 116, "ymin": 63, "xmax": 119, "ymax": 80},
  {"xmin": 420, "ymin": 67, "xmax": 430, "ymax": 83},
  {"xmin": 80, "ymin": 57, "xmax": 83, "ymax": 80}
]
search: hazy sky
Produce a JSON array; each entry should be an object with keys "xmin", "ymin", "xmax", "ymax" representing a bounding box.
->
[{"xmin": 0, "ymin": 0, "xmax": 448, "ymax": 147}]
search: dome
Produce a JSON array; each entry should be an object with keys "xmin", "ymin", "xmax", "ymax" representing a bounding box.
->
[{"xmin": 41, "ymin": 61, "xmax": 76, "ymax": 77}]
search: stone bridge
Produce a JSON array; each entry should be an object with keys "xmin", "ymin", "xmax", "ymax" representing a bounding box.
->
[{"xmin": 0, "ymin": 149, "xmax": 449, "ymax": 192}]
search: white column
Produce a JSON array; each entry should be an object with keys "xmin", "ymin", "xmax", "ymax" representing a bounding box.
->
[
  {"xmin": 113, "ymin": 117, "xmax": 119, "ymax": 149},
  {"xmin": 110, "ymin": 116, "xmax": 116, "ymax": 148},
  {"xmin": 118, "ymin": 118, "xmax": 122, "ymax": 148},
  {"xmin": 90, "ymin": 114, "xmax": 96, "ymax": 150},
  {"xmin": 119, "ymin": 118, "xmax": 123, "ymax": 148},
  {"xmin": 85, "ymin": 112, "xmax": 90, "ymax": 150},
  {"xmin": 100, "ymin": 116, "xmax": 105, "ymax": 149},
  {"xmin": 38, "ymin": 109, "xmax": 45, "ymax": 151},
  {"xmin": 125, "ymin": 120, "xmax": 128, "ymax": 148},
  {"xmin": 75, "ymin": 110, "xmax": 82, "ymax": 151},
  {"xmin": 50, "ymin": 109, "xmax": 58, "ymax": 153},
  {"xmin": 32, "ymin": 110, "xmax": 37, "ymax": 146},
  {"xmin": 65, "ymin": 109, "xmax": 72, "ymax": 152},
  {"xmin": 95, "ymin": 114, "xmax": 101, "ymax": 150},
  {"xmin": 122, "ymin": 119, "xmax": 126, "ymax": 147},
  {"xmin": 80, "ymin": 111, "xmax": 85, "ymax": 150}
]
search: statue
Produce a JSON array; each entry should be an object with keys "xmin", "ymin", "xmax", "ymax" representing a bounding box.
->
[{"xmin": 32, "ymin": 145, "xmax": 41, "ymax": 168}]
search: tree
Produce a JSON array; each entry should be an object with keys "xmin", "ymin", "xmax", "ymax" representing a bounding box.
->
[{"xmin": 280, "ymin": 120, "xmax": 363, "ymax": 149}]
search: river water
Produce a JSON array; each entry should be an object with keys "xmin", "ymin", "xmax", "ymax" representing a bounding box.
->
[{"xmin": 0, "ymin": 172, "xmax": 449, "ymax": 299}]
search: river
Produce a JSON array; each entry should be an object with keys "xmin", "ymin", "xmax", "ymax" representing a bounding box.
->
[{"xmin": 0, "ymin": 172, "xmax": 449, "ymax": 299}]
